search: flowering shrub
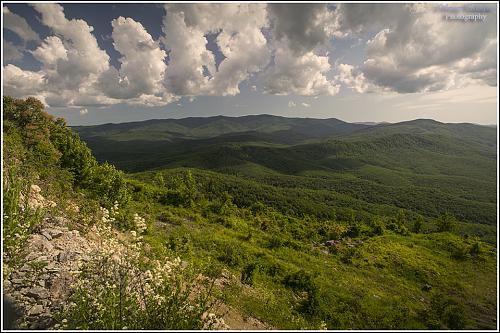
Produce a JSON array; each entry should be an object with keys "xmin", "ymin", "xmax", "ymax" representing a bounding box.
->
[
  {"xmin": 59, "ymin": 205, "xmax": 220, "ymax": 330},
  {"xmin": 3, "ymin": 168, "xmax": 44, "ymax": 260}
]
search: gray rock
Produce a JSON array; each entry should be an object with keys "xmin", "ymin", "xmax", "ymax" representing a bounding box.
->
[
  {"xmin": 46, "ymin": 262, "xmax": 58, "ymax": 270},
  {"xmin": 41, "ymin": 231, "xmax": 52, "ymax": 240},
  {"xmin": 11, "ymin": 278, "xmax": 25, "ymax": 285},
  {"xmin": 46, "ymin": 228, "xmax": 64, "ymax": 239},
  {"xmin": 57, "ymin": 252, "xmax": 71, "ymax": 263},
  {"xmin": 28, "ymin": 304, "xmax": 44, "ymax": 316},
  {"xmin": 25, "ymin": 286, "xmax": 49, "ymax": 300},
  {"xmin": 28, "ymin": 235, "xmax": 54, "ymax": 253},
  {"xmin": 34, "ymin": 255, "xmax": 48, "ymax": 262}
]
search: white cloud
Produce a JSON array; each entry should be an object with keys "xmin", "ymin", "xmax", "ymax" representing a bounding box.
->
[
  {"xmin": 79, "ymin": 108, "xmax": 88, "ymax": 115},
  {"xmin": 336, "ymin": 63, "xmax": 381, "ymax": 93},
  {"xmin": 3, "ymin": 4, "xmax": 116, "ymax": 107},
  {"xmin": 262, "ymin": 4, "xmax": 339, "ymax": 96},
  {"xmin": 32, "ymin": 3, "xmax": 110, "ymax": 89},
  {"xmin": 301, "ymin": 102, "xmax": 311, "ymax": 108},
  {"xmin": 288, "ymin": 101, "xmax": 296, "ymax": 108},
  {"xmin": 31, "ymin": 36, "xmax": 68, "ymax": 65},
  {"xmin": 161, "ymin": 6, "xmax": 215, "ymax": 96},
  {"xmin": 3, "ymin": 64, "xmax": 46, "ymax": 97},
  {"xmin": 208, "ymin": 24, "xmax": 270, "ymax": 95},
  {"xmin": 3, "ymin": 3, "xmax": 497, "ymax": 109},
  {"xmin": 263, "ymin": 41, "xmax": 339, "ymax": 96},
  {"xmin": 98, "ymin": 17, "xmax": 167, "ymax": 100},
  {"xmin": 162, "ymin": 3, "xmax": 270, "ymax": 96},
  {"xmin": 334, "ymin": 3, "xmax": 498, "ymax": 93},
  {"xmin": 3, "ymin": 6, "xmax": 39, "ymax": 42}
]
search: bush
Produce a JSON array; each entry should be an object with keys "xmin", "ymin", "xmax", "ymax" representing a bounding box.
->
[
  {"xmin": 216, "ymin": 192, "xmax": 237, "ymax": 216},
  {"xmin": 423, "ymin": 293, "xmax": 469, "ymax": 329},
  {"xmin": 370, "ymin": 217, "xmax": 385, "ymax": 236},
  {"xmin": 283, "ymin": 269, "xmax": 315, "ymax": 293},
  {"xmin": 387, "ymin": 210, "xmax": 409, "ymax": 235},
  {"xmin": 218, "ymin": 243, "xmax": 247, "ymax": 267},
  {"xmin": 436, "ymin": 213, "xmax": 458, "ymax": 232},
  {"xmin": 59, "ymin": 215, "xmax": 218, "ymax": 330},
  {"xmin": 61, "ymin": 253, "xmax": 213, "ymax": 329},
  {"xmin": 469, "ymin": 240, "xmax": 481, "ymax": 257},
  {"xmin": 166, "ymin": 233, "xmax": 193, "ymax": 255},
  {"xmin": 340, "ymin": 247, "xmax": 358, "ymax": 264},
  {"xmin": 268, "ymin": 235, "xmax": 284, "ymax": 249},
  {"xmin": 282, "ymin": 270, "xmax": 320, "ymax": 317},
  {"xmin": 413, "ymin": 215, "xmax": 424, "ymax": 233},
  {"xmin": 241, "ymin": 262, "xmax": 259, "ymax": 285}
]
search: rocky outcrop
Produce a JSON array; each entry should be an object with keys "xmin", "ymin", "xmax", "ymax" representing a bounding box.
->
[
  {"xmin": 19, "ymin": 185, "xmax": 57, "ymax": 211},
  {"xmin": 3, "ymin": 216, "xmax": 97, "ymax": 329}
]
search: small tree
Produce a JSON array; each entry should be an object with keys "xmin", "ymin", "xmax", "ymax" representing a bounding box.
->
[
  {"xmin": 413, "ymin": 215, "xmax": 424, "ymax": 233},
  {"xmin": 436, "ymin": 213, "xmax": 457, "ymax": 232}
]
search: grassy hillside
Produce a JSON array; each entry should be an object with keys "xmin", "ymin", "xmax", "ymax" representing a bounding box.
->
[{"xmin": 4, "ymin": 97, "xmax": 497, "ymax": 330}]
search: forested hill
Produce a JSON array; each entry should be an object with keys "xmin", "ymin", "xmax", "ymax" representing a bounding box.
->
[
  {"xmin": 72, "ymin": 114, "xmax": 371, "ymax": 142},
  {"xmin": 74, "ymin": 116, "xmax": 497, "ymax": 226}
]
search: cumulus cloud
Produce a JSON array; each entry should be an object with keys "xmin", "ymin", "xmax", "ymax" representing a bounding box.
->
[
  {"xmin": 263, "ymin": 4, "xmax": 339, "ymax": 96},
  {"xmin": 208, "ymin": 23, "xmax": 270, "ymax": 95},
  {"xmin": 332, "ymin": 3, "xmax": 412, "ymax": 37},
  {"xmin": 2, "ymin": 4, "xmax": 114, "ymax": 107},
  {"xmin": 335, "ymin": 3, "xmax": 497, "ymax": 93},
  {"xmin": 3, "ymin": 64, "xmax": 45, "ymax": 97},
  {"xmin": 3, "ymin": 6, "xmax": 39, "ymax": 42},
  {"xmin": 31, "ymin": 36, "xmax": 68, "ymax": 65},
  {"xmin": 263, "ymin": 41, "xmax": 339, "ymax": 96},
  {"xmin": 2, "ymin": 3, "xmax": 497, "ymax": 109},
  {"xmin": 162, "ymin": 3, "xmax": 270, "ymax": 96},
  {"xmin": 161, "ymin": 6, "xmax": 216, "ymax": 96},
  {"xmin": 32, "ymin": 3, "xmax": 109, "ymax": 91},
  {"xmin": 336, "ymin": 63, "xmax": 381, "ymax": 93},
  {"xmin": 98, "ymin": 17, "xmax": 168, "ymax": 100}
]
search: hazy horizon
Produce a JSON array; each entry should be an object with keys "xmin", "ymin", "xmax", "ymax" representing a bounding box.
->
[{"xmin": 66, "ymin": 112, "xmax": 498, "ymax": 128}]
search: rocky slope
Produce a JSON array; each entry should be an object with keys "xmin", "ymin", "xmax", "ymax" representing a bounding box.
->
[{"xmin": 3, "ymin": 214, "xmax": 97, "ymax": 329}]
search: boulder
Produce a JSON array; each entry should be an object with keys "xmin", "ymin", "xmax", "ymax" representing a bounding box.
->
[
  {"xmin": 41, "ymin": 231, "xmax": 52, "ymax": 241},
  {"xmin": 45, "ymin": 228, "xmax": 64, "ymax": 239},
  {"xmin": 28, "ymin": 304, "xmax": 44, "ymax": 316},
  {"xmin": 25, "ymin": 286, "xmax": 49, "ymax": 300},
  {"xmin": 57, "ymin": 252, "xmax": 71, "ymax": 263}
]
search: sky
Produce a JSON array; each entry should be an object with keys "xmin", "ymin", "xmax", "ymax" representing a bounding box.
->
[{"xmin": 2, "ymin": 2, "xmax": 498, "ymax": 126}]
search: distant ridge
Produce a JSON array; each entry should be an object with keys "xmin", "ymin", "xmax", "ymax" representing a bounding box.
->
[{"xmin": 73, "ymin": 114, "xmax": 372, "ymax": 143}]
